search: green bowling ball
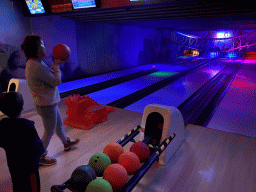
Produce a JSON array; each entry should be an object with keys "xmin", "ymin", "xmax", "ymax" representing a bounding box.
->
[
  {"xmin": 88, "ymin": 153, "xmax": 111, "ymax": 177},
  {"xmin": 86, "ymin": 179, "xmax": 113, "ymax": 192}
]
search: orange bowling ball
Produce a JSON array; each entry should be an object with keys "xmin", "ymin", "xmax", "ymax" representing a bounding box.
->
[
  {"xmin": 103, "ymin": 163, "xmax": 128, "ymax": 191},
  {"xmin": 103, "ymin": 142, "xmax": 124, "ymax": 163},
  {"xmin": 52, "ymin": 44, "xmax": 71, "ymax": 62},
  {"xmin": 118, "ymin": 151, "xmax": 140, "ymax": 175}
]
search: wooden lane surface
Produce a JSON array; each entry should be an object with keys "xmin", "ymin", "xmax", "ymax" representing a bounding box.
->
[{"xmin": 1, "ymin": 97, "xmax": 256, "ymax": 192}]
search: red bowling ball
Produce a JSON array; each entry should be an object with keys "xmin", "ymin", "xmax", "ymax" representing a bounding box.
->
[
  {"xmin": 130, "ymin": 142, "xmax": 150, "ymax": 163},
  {"xmin": 52, "ymin": 44, "xmax": 71, "ymax": 62}
]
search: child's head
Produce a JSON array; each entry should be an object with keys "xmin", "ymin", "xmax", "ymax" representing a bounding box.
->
[{"xmin": 0, "ymin": 91, "xmax": 24, "ymax": 118}]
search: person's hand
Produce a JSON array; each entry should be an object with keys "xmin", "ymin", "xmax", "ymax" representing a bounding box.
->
[{"xmin": 53, "ymin": 59, "xmax": 65, "ymax": 66}]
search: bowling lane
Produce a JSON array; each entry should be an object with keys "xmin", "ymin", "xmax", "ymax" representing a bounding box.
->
[
  {"xmin": 81, "ymin": 59, "xmax": 206, "ymax": 104},
  {"xmin": 59, "ymin": 64, "xmax": 153, "ymax": 93},
  {"xmin": 59, "ymin": 59, "xmax": 191, "ymax": 93},
  {"xmin": 207, "ymin": 59, "xmax": 256, "ymax": 138},
  {"xmin": 85, "ymin": 71, "xmax": 178, "ymax": 104},
  {"xmin": 58, "ymin": 58, "xmax": 207, "ymax": 94},
  {"xmin": 125, "ymin": 59, "xmax": 226, "ymax": 113}
]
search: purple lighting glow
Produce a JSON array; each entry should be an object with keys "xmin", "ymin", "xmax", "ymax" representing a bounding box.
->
[{"xmin": 198, "ymin": 168, "xmax": 214, "ymax": 182}]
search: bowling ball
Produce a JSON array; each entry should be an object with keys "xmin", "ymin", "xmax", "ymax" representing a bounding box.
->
[
  {"xmin": 130, "ymin": 142, "xmax": 150, "ymax": 163},
  {"xmin": 71, "ymin": 165, "xmax": 96, "ymax": 191},
  {"xmin": 118, "ymin": 151, "xmax": 140, "ymax": 175},
  {"xmin": 86, "ymin": 179, "xmax": 113, "ymax": 192},
  {"xmin": 103, "ymin": 163, "xmax": 128, "ymax": 191},
  {"xmin": 52, "ymin": 44, "xmax": 71, "ymax": 62},
  {"xmin": 88, "ymin": 153, "xmax": 111, "ymax": 177},
  {"xmin": 103, "ymin": 142, "xmax": 124, "ymax": 163}
]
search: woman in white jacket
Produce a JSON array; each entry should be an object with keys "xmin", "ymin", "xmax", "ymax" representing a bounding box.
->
[{"xmin": 21, "ymin": 35, "xmax": 79, "ymax": 166}]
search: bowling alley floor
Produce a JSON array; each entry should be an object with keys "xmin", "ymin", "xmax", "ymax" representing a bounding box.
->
[
  {"xmin": 1, "ymin": 57, "xmax": 256, "ymax": 191},
  {"xmin": 1, "ymin": 96, "xmax": 256, "ymax": 192}
]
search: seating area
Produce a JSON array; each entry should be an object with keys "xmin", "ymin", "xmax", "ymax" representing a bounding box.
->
[{"xmin": 0, "ymin": 43, "xmax": 25, "ymax": 93}]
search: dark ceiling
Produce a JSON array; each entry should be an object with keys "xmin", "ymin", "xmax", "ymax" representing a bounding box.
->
[{"xmin": 33, "ymin": 1, "xmax": 256, "ymax": 31}]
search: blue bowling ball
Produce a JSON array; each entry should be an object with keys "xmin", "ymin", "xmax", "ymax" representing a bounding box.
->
[{"xmin": 71, "ymin": 165, "xmax": 96, "ymax": 191}]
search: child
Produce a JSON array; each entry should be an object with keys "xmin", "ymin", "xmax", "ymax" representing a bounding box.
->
[
  {"xmin": 0, "ymin": 91, "xmax": 45, "ymax": 192},
  {"xmin": 21, "ymin": 35, "xmax": 79, "ymax": 166}
]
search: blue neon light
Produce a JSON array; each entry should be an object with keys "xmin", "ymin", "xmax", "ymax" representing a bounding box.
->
[
  {"xmin": 175, "ymin": 31, "xmax": 198, "ymax": 39},
  {"xmin": 217, "ymin": 32, "xmax": 230, "ymax": 38},
  {"xmin": 226, "ymin": 52, "xmax": 238, "ymax": 58}
]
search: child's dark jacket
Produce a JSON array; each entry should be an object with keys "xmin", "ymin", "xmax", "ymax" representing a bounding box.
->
[{"xmin": 0, "ymin": 118, "xmax": 45, "ymax": 173}]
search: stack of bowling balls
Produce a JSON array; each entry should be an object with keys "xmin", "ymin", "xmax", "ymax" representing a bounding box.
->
[{"xmin": 69, "ymin": 141, "xmax": 150, "ymax": 192}]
